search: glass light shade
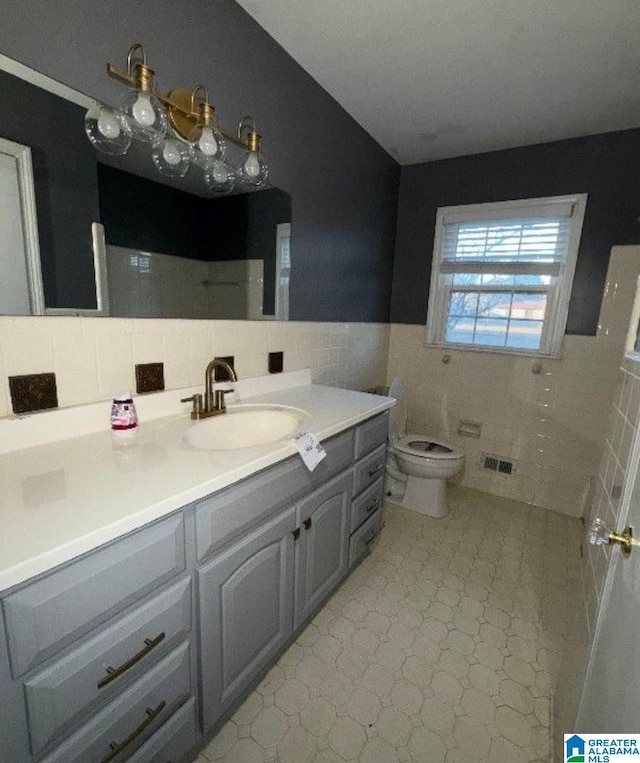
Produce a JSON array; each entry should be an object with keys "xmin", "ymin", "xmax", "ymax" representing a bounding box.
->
[
  {"xmin": 84, "ymin": 104, "xmax": 132, "ymax": 155},
  {"xmin": 119, "ymin": 89, "xmax": 167, "ymax": 142},
  {"xmin": 151, "ymin": 136, "xmax": 190, "ymax": 177},
  {"xmin": 239, "ymin": 149, "xmax": 269, "ymax": 187},
  {"xmin": 204, "ymin": 161, "xmax": 236, "ymax": 194},
  {"xmin": 189, "ymin": 124, "xmax": 226, "ymax": 166}
]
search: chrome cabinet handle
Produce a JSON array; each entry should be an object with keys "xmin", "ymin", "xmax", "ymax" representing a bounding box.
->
[
  {"xmin": 364, "ymin": 530, "xmax": 380, "ymax": 547},
  {"xmin": 365, "ymin": 499, "xmax": 380, "ymax": 514},
  {"xmin": 97, "ymin": 632, "xmax": 165, "ymax": 689},
  {"xmin": 101, "ymin": 700, "xmax": 166, "ymax": 763},
  {"xmin": 368, "ymin": 464, "xmax": 383, "ymax": 477}
]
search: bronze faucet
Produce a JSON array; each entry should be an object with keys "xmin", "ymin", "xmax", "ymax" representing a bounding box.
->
[{"xmin": 181, "ymin": 359, "xmax": 237, "ymax": 419}]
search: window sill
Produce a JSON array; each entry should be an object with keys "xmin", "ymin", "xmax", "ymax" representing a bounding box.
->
[{"xmin": 422, "ymin": 341, "xmax": 562, "ymax": 361}]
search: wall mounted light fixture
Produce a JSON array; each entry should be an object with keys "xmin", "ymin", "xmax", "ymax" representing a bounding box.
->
[{"xmin": 84, "ymin": 44, "xmax": 269, "ymax": 194}]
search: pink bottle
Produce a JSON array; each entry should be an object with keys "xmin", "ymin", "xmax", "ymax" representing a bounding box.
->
[{"xmin": 110, "ymin": 393, "xmax": 139, "ymax": 436}]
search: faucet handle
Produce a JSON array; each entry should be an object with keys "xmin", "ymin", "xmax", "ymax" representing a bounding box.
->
[
  {"xmin": 180, "ymin": 393, "xmax": 203, "ymax": 419},
  {"xmin": 213, "ymin": 388, "xmax": 233, "ymax": 411}
]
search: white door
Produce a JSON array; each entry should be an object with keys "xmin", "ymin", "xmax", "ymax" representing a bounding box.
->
[
  {"xmin": 0, "ymin": 151, "xmax": 30, "ymax": 314},
  {"xmin": 0, "ymin": 137, "xmax": 43, "ymax": 315},
  {"xmin": 577, "ymin": 430, "xmax": 640, "ymax": 729}
]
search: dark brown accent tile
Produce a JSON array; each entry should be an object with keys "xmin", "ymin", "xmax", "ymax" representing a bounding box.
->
[
  {"xmin": 135, "ymin": 362, "xmax": 165, "ymax": 394},
  {"xmin": 214, "ymin": 356, "xmax": 235, "ymax": 382},
  {"xmin": 9, "ymin": 373, "xmax": 58, "ymax": 414},
  {"xmin": 269, "ymin": 351, "xmax": 284, "ymax": 374}
]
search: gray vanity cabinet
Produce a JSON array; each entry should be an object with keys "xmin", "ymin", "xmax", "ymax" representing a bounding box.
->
[
  {"xmin": 0, "ymin": 409, "xmax": 390, "ymax": 762},
  {"xmin": 0, "ymin": 514, "xmax": 195, "ymax": 763},
  {"xmin": 198, "ymin": 459, "xmax": 358, "ymax": 734},
  {"xmin": 294, "ymin": 471, "xmax": 351, "ymax": 629},
  {"xmin": 198, "ymin": 505, "xmax": 297, "ymax": 731}
]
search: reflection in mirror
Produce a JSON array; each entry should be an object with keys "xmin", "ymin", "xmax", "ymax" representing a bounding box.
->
[
  {"xmin": 97, "ymin": 164, "xmax": 291, "ymax": 320},
  {"xmin": 0, "ymin": 136, "xmax": 43, "ymax": 315},
  {"xmin": 0, "ymin": 57, "xmax": 292, "ymax": 320}
]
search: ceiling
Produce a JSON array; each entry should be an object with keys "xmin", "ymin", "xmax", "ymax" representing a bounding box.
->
[{"xmin": 236, "ymin": 0, "xmax": 640, "ymax": 165}]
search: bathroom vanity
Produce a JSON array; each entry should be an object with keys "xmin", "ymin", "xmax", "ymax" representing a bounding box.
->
[{"xmin": 0, "ymin": 376, "xmax": 392, "ymax": 763}]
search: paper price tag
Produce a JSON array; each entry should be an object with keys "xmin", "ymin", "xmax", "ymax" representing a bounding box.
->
[{"xmin": 291, "ymin": 431, "xmax": 326, "ymax": 472}]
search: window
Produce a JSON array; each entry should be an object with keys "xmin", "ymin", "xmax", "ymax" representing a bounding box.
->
[{"xmin": 425, "ymin": 194, "xmax": 587, "ymax": 356}]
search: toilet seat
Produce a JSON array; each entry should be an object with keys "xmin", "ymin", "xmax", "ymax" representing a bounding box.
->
[{"xmin": 393, "ymin": 434, "xmax": 464, "ymax": 461}]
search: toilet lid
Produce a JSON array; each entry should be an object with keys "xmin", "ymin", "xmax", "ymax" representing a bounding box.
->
[
  {"xmin": 394, "ymin": 434, "xmax": 464, "ymax": 460},
  {"xmin": 387, "ymin": 377, "xmax": 407, "ymax": 440}
]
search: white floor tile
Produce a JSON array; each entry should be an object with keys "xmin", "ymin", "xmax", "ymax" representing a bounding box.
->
[{"xmin": 202, "ymin": 486, "xmax": 580, "ymax": 763}]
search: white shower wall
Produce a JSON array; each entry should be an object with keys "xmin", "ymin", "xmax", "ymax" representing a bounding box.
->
[
  {"xmin": 387, "ymin": 246, "xmax": 640, "ymax": 518},
  {"xmin": 106, "ymin": 246, "xmax": 266, "ymax": 320}
]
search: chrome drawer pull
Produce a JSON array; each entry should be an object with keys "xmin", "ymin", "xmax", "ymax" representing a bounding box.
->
[
  {"xmin": 364, "ymin": 530, "xmax": 380, "ymax": 548},
  {"xmin": 365, "ymin": 499, "xmax": 380, "ymax": 514},
  {"xmin": 368, "ymin": 464, "xmax": 383, "ymax": 477},
  {"xmin": 101, "ymin": 700, "xmax": 166, "ymax": 763},
  {"xmin": 98, "ymin": 632, "xmax": 165, "ymax": 689}
]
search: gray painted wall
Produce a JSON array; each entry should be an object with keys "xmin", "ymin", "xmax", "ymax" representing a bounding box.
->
[
  {"xmin": 0, "ymin": 0, "xmax": 400, "ymax": 322},
  {"xmin": 392, "ymin": 129, "xmax": 640, "ymax": 333}
]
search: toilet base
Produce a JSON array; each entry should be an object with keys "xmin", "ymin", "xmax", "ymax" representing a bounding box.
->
[{"xmin": 386, "ymin": 474, "xmax": 449, "ymax": 519}]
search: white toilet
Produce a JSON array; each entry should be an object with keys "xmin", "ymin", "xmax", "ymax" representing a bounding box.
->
[{"xmin": 385, "ymin": 377, "xmax": 464, "ymax": 518}]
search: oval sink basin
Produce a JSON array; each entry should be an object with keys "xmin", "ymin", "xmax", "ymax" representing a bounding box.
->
[{"xmin": 183, "ymin": 404, "xmax": 312, "ymax": 451}]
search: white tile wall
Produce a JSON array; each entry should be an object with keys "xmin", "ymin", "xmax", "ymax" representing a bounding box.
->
[
  {"xmin": 582, "ymin": 354, "xmax": 640, "ymax": 635},
  {"xmin": 386, "ymin": 246, "xmax": 640, "ymax": 518},
  {"xmin": 3, "ymin": 245, "xmax": 639, "ymax": 520},
  {"xmin": 107, "ymin": 246, "xmax": 266, "ymax": 320},
  {"xmin": 0, "ymin": 318, "xmax": 390, "ymax": 419},
  {"xmin": 554, "ymin": 260, "xmax": 640, "ymax": 752}
]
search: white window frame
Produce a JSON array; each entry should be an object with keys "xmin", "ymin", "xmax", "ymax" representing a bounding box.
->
[{"xmin": 425, "ymin": 193, "xmax": 587, "ymax": 358}]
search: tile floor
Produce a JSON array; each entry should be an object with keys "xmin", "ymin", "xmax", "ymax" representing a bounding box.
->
[{"xmin": 197, "ymin": 487, "xmax": 582, "ymax": 763}]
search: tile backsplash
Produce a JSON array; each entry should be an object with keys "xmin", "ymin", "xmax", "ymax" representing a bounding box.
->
[{"xmin": 0, "ymin": 319, "xmax": 390, "ymax": 418}]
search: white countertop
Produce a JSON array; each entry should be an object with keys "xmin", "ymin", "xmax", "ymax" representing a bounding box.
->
[{"xmin": 0, "ymin": 377, "xmax": 394, "ymax": 592}]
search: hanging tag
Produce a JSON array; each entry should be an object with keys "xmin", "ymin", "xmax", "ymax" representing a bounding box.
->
[{"xmin": 291, "ymin": 431, "xmax": 326, "ymax": 472}]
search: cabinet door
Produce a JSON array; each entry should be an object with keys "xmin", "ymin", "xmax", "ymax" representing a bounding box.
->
[
  {"xmin": 198, "ymin": 506, "xmax": 296, "ymax": 732},
  {"xmin": 295, "ymin": 472, "xmax": 351, "ymax": 629}
]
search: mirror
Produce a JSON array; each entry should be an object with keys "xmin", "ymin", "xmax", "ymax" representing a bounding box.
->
[{"xmin": 0, "ymin": 59, "xmax": 292, "ymax": 320}]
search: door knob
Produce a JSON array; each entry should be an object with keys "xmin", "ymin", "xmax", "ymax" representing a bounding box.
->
[{"xmin": 589, "ymin": 517, "xmax": 640, "ymax": 557}]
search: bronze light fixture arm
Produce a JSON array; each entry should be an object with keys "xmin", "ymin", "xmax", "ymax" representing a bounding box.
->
[
  {"xmin": 104, "ymin": 44, "xmax": 257, "ymax": 150},
  {"xmin": 106, "ymin": 43, "xmax": 156, "ymax": 93}
]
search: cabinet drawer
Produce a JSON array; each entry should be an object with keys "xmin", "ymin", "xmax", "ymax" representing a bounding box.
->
[
  {"xmin": 354, "ymin": 412, "xmax": 388, "ymax": 460},
  {"xmin": 127, "ymin": 697, "xmax": 196, "ymax": 763},
  {"xmin": 196, "ymin": 428, "xmax": 354, "ymax": 560},
  {"xmin": 353, "ymin": 444, "xmax": 386, "ymax": 497},
  {"xmin": 351, "ymin": 477, "xmax": 384, "ymax": 533},
  {"xmin": 349, "ymin": 508, "xmax": 384, "ymax": 568},
  {"xmin": 3, "ymin": 514, "xmax": 185, "ymax": 678},
  {"xmin": 25, "ymin": 578, "xmax": 191, "ymax": 754},
  {"xmin": 40, "ymin": 642, "xmax": 191, "ymax": 763}
]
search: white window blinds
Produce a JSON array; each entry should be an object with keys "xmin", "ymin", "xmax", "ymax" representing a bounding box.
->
[{"xmin": 426, "ymin": 195, "xmax": 587, "ymax": 356}]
